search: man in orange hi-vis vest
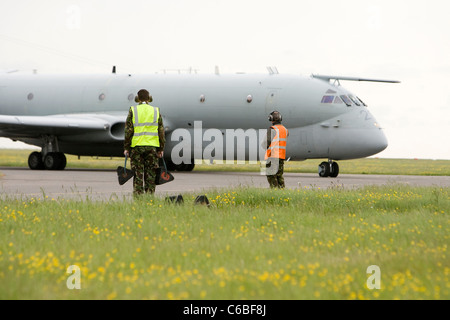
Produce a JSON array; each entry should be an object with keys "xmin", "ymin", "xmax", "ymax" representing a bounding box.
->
[{"xmin": 264, "ymin": 110, "xmax": 289, "ymax": 188}]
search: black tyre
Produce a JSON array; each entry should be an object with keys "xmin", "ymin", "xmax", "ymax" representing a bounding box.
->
[
  {"xmin": 164, "ymin": 159, "xmax": 176, "ymax": 171},
  {"xmin": 318, "ymin": 161, "xmax": 330, "ymax": 177},
  {"xmin": 44, "ymin": 152, "xmax": 62, "ymax": 170},
  {"xmin": 58, "ymin": 153, "xmax": 67, "ymax": 170},
  {"xmin": 28, "ymin": 152, "xmax": 44, "ymax": 170},
  {"xmin": 330, "ymin": 161, "xmax": 339, "ymax": 178}
]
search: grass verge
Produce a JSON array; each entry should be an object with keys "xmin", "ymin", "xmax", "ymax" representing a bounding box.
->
[{"xmin": 1, "ymin": 185, "xmax": 448, "ymax": 299}]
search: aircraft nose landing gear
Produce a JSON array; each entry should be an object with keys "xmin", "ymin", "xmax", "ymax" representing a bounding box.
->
[{"xmin": 318, "ymin": 160, "xmax": 339, "ymax": 177}]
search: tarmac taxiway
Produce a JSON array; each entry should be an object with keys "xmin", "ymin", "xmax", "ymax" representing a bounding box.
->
[{"xmin": 1, "ymin": 167, "xmax": 449, "ymax": 201}]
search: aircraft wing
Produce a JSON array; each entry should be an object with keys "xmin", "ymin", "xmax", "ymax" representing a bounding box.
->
[
  {"xmin": 0, "ymin": 113, "xmax": 125, "ymax": 141},
  {"xmin": 312, "ymin": 74, "xmax": 401, "ymax": 83}
]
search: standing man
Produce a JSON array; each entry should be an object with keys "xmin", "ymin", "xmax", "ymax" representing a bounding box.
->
[
  {"xmin": 264, "ymin": 110, "xmax": 288, "ymax": 188},
  {"xmin": 124, "ymin": 89, "xmax": 165, "ymax": 196}
]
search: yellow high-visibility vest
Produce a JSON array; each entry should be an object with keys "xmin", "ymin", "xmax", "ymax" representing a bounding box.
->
[
  {"xmin": 130, "ymin": 103, "xmax": 160, "ymax": 148},
  {"xmin": 265, "ymin": 124, "xmax": 288, "ymax": 160}
]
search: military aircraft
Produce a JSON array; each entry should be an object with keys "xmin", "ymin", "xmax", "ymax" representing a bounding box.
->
[{"xmin": 0, "ymin": 68, "xmax": 399, "ymax": 177}]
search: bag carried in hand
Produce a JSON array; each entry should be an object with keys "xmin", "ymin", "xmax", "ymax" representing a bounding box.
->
[
  {"xmin": 117, "ymin": 155, "xmax": 135, "ymax": 185},
  {"xmin": 155, "ymin": 158, "xmax": 174, "ymax": 185}
]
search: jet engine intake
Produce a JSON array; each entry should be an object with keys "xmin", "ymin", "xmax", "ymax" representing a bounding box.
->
[{"xmin": 110, "ymin": 122, "xmax": 125, "ymax": 140}]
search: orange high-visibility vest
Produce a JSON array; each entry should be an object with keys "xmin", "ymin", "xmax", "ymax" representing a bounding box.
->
[{"xmin": 265, "ymin": 124, "xmax": 288, "ymax": 160}]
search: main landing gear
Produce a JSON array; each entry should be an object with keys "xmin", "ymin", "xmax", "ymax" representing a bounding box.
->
[
  {"xmin": 318, "ymin": 160, "xmax": 339, "ymax": 178},
  {"xmin": 27, "ymin": 135, "xmax": 67, "ymax": 170},
  {"xmin": 164, "ymin": 159, "xmax": 195, "ymax": 172},
  {"xmin": 28, "ymin": 151, "xmax": 67, "ymax": 170}
]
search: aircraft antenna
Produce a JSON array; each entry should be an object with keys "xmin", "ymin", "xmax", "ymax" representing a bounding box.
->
[{"xmin": 267, "ymin": 66, "xmax": 279, "ymax": 75}]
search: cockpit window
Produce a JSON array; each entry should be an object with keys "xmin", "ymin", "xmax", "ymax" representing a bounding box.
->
[
  {"xmin": 321, "ymin": 95, "xmax": 334, "ymax": 103},
  {"xmin": 348, "ymin": 95, "xmax": 361, "ymax": 106},
  {"xmin": 357, "ymin": 96, "xmax": 367, "ymax": 107},
  {"xmin": 340, "ymin": 95, "xmax": 352, "ymax": 106},
  {"xmin": 321, "ymin": 94, "xmax": 361, "ymax": 107},
  {"xmin": 334, "ymin": 96, "xmax": 343, "ymax": 104}
]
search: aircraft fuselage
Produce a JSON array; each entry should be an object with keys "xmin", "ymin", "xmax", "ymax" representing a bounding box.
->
[{"xmin": 0, "ymin": 73, "xmax": 389, "ymax": 175}]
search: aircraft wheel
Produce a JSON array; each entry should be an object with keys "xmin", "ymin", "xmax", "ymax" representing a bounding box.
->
[
  {"xmin": 318, "ymin": 161, "xmax": 330, "ymax": 177},
  {"xmin": 44, "ymin": 152, "xmax": 66, "ymax": 170},
  {"xmin": 164, "ymin": 159, "xmax": 176, "ymax": 171},
  {"xmin": 175, "ymin": 163, "xmax": 190, "ymax": 171},
  {"xmin": 58, "ymin": 153, "xmax": 67, "ymax": 170},
  {"xmin": 44, "ymin": 153, "xmax": 59, "ymax": 170},
  {"xmin": 168, "ymin": 161, "xmax": 195, "ymax": 171},
  {"xmin": 28, "ymin": 152, "xmax": 44, "ymax": 170},
  {"xmin": 162, "ymin": 158, "xmax": 196, "ymax": 172},
  {"xmin": 330, "ymin": 162, "xmax": 339, "ymax": 177}
]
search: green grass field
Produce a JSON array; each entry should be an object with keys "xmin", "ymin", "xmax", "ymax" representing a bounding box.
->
[{"xmin": 1, "ymin": 185, "xmax": 448, "ymax": 300}]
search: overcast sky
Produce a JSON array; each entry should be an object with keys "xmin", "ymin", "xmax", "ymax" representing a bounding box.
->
[{"xmin": 1, "ymin": 0, "xmax": 449, "ymax": 159}]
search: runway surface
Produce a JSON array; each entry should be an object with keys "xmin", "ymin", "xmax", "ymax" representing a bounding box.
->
[{"xmin": 1, "ymin": 167, "xmax": 449, "ymax": 201}]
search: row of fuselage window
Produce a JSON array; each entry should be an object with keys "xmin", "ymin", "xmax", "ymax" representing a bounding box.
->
[
  {"xmin": 25, "ymin": 92, "xmax": 255, "ymax": 104},
  {"xmin": 25, "ymin": 91, "xmax": 366, "ymax": 107}
]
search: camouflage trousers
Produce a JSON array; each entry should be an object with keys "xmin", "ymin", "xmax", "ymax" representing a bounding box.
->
[
  {"xmin": 130, "ymin": 146, "xmax": 159, "ymax": 196},
  {"xmin": 266, "ymin": 158, "xmax": 285, "ymax": 189}
]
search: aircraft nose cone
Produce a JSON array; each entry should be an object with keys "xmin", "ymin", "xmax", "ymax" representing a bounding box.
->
[
  {"xmin": 357, "ymin": 109, "xmax": 388, "ymax": 157},
  {"xmin": 367, "ymin": 128, "xmax": 388, "ymax": 155},
  {"xmin": 327, "ymin": 127, "xmax": 388, "ymax": 160},
  {"xmin": 379, "ymin": 131, "xmax": 388, "ymax": 151}
]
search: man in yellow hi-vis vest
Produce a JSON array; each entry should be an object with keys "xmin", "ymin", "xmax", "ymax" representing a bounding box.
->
[
  {"xmin": 124, "ymin": 89, "xmax": 165, "ymax": 196},
  {"xmin": 264, "ymin": 110, "xmax": 288, "ymax": 188}
]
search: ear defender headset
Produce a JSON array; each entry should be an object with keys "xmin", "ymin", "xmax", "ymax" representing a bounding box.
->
[
  {"xmin": 268, "ymin": 110, "xmax": 282, "ymax": 122},
  {"xmin": 134, "ymin": 94, "xmax": 153, "ymax": 104}
]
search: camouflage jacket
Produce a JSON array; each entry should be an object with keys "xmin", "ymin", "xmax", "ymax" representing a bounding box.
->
[{"xmin": 124, "ymin": 106, "xmax": 165, "ymax": 152}]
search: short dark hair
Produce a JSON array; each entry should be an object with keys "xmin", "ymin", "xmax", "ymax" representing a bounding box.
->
[{"xmin": 138, "ymin": 89, "xmax": 150, "ymax": 102}]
